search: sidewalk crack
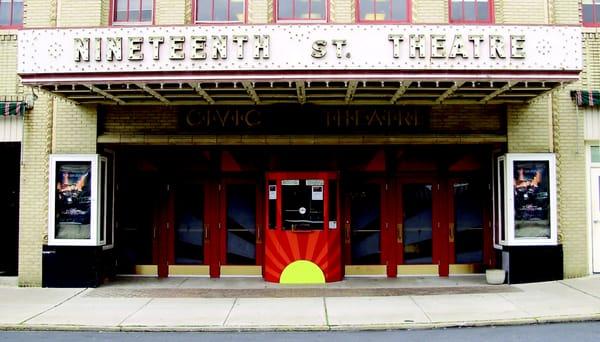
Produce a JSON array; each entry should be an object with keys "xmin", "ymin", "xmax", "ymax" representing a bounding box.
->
[
  {"xmin": 559, "ymin": 280, "xmax": 600, "ymax": 300},
  {"xmin": 323, "ymin": 297, "xmax": 330, "ymax": 327},
  {"xmin": 409, "ymin": 296, "xmax": 432, "ymax": 323},
  {"xmin": 19, "ymin": 288, "xmax": 88, "ymax": 324},
  {"xmin": 117, "ymin": 298, "xmax": 154, "ymax": 327},
  {"xmin": 222, "ymin": 297, "xmax": 238, "ymax": 326}
]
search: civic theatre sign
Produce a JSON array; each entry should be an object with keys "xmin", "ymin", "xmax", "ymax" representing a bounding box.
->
[
  {"xmin": 179, "ymin": 106, "xmax": 429, "ymax": 134},
  {"xmin": 18, "ymin": 25, "xmax": 581, "ymax": 80}
]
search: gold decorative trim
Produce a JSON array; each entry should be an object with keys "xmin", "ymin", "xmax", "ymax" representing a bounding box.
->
[
  {"xmin": 98, "ymin": 134, "xmax": 507, "ymax": 145},
  {"xmin": 135, "ymin": 265, "xmax": 158, "ymax": 275},
  {"xmin": 220, "ymin": 265, "xmax": 262, "ymax": 276},
  {"xmin": 345, "ymin": 265, "xmax": 387, "ymax": 276},
  {"xmin": 449, "ymin": 264, "xmax": 482, "ymax": 274},
  {"xmin": 168, "ymin": 265, "xmax": 210, "ymax": 276},
  {"xmin": 397, "ymin": 264, "xmax": 439, "ymax": 275}
]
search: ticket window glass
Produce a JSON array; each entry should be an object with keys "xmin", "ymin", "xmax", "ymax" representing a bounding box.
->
[{"xmin": 281, "ymin": 179, "xmax": 325, "ymax": 231}]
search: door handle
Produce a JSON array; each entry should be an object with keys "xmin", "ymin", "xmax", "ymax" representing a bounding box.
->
[
  {"xmin": 397, "ymin": 223, "xmax": 403, "ymax": 244},
  {"xmin": 344, "ymin": 222, "xmax": 351, "ymax": 243},
  {"xmin": 594, "ymin": 219, "xmax": 600, "ymax": 224},
  {"xmin": 256, "ymin": 224, "xmax": 262, "ymax": 243},
  {"xmin": 449, "ymin": 222, "xmax": 455, "ymax": 243},
  {"xmin": 204, "ymin": 224, "xmax": 209, "ymax": 241}
]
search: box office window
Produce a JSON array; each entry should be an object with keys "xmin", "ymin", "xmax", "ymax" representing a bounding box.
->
[
  {"xmin": 196, "ymin": 0, "xmax": 245, "ymax": 22},
  {"xmin": 276, "ymin": 0, "xmax": 327, "ymax": 21},
  {"xmin": 113, "ymin": 0, "xmax": 153, "ymax": 24},
  {"xmin": 449, "ymin": 0, "xmax": 493, "ymax": 24},
  {"xmin": 583, "ymin": 0, "xmax": 600, "ymax": 26},
  {"xmin": 281, "ymin": 179, "xmax": 324, "ymax": 230},
  {"xmin": 0, "ymin": 0, "xmax": 23, "ymax": 27},
  {"xmin": 357, "ymin": 0, "xmax": 409, "ymax": 22}
]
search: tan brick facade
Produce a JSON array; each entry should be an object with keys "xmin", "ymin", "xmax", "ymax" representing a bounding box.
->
[{"xmin": 8, "ymin": 0, "xmax": 595, "ymax": 285}]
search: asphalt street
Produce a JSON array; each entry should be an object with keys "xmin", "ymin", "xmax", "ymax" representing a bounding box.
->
[{"xmin": 1, "ymin": 322, "xmax": 600, "ymax": 342}]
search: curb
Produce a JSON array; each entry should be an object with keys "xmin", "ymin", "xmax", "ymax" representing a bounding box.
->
[{"xmin": 2, "ymin": 314, "xmax": 600, "ymax": 333}]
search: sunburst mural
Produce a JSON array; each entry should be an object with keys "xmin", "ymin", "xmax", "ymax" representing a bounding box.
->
[{"xmin": 264, "ymin": 229, "xmax": 342, "ymax": 283}]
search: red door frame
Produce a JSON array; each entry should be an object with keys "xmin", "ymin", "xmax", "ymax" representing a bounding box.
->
[
  {"xmin": 218, "ymin": 178, "xmax": 264, "ymax": 268},
  {"xmin": 264, "ymin": 171, "xmax": 342, "ymax": 282},
  {"xmin": 154, "ymin": 182, "xmax": 217, "ymax": 278},
  {"xmin": 342, "ymin": 177, "xmax": 396, "ymax": 277},
  {"xmin": 395, "ymin": 175, "xmax": 450, "ymax": 277},
  {"xmin": 447, "ymin": 176, "xmax": 494, "ymax": 269}
]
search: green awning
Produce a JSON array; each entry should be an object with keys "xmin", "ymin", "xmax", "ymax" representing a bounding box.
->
[
  {"xmin": 571, "ymin": 90, "xmax": 600, "ymax": 106},
  {"xmin": 1, "ymin": 102, "xmax": 26, "ymax": 116}
]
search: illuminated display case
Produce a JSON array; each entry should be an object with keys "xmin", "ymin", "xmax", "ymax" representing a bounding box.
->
[
  {"xmin": 48, "ymin": 154, "xmax": 112, "ymax": 246},
  {"xmin": 495, "ymin": 153, "xmax": 558, "ymax": 246}
]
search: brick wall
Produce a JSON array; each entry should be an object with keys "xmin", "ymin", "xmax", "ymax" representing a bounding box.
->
[
  {"xmin": 499, "ymin": 0, "xmax": 548, "ymax": 24},
  {"xmin": 413, "ymin": 0, "xmax": 447, "ymax": 23},
  {"xmin": 507, "ymin": 98, "xmax": 552, "ymax": 153},
  {"xmin": 0, "ymin": 33, "xmax": 20, "ymax": 96},
  {"xmin": 156, "ymin": 0, "xmax": 186, "ymax": 25},
  {"xmin": 248, "ymin": 0, "xmax": 272, "ymax": 23},
  {"xmin": 52, "ymin": 102, "xmax": 98, "ymax": 154},
  {"xmin": 331, "ymin": 0, "xmax": 354, "ymax": 23},
  {"xmin": 57, "ymin": 0, "xmax": 102, "ymax": 27}
]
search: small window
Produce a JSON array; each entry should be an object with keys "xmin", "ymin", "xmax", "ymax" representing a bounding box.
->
[
  {"xmin": 196, "ymin": 0, "xmax": 245, "ymax": 22},
  {"xmin": 0, "ymin": 0, "xmax": 23, "ymax": 28},
  {"xmin": 584, "ymin": 1, "xmax": 600, "ymax": 26},
  {"xmin": 357, "ymin": 0, "xmax": 409, "ymax": 22},
  {"xmin": 277, "ymin": 0, "xmax": 327, "ymax": 21},
  {"xmin": 113, "ymin": 0, "xmax": 153, "ymax": 24},
  {"xmin": 592, "ymin": 146, "xmax": 600, "ymax": 163},
  {"xmin": 449, "ymin": 0, "xmax": 492, "ymax": 24}
]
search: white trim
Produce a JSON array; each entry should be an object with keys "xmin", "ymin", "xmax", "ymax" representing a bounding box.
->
[
  {"xmin": 102, "ymin": 149, "xmax": 116, "ymax": 250},
  {"xmin": 48, "ymin": 154, "xmax": 103, "ymax": 246},
  {"xmin": 500, "ymin": 153, "xmax": 558, "ymax": 246}
]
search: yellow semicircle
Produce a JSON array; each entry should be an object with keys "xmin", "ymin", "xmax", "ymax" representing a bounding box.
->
[{"xmin": 280, "ymin": 260, "xmax": 326, "ymax": 284}]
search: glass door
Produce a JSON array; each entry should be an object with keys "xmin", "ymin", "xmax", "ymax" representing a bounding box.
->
[
  {"xmin": 448, "ymin": 179, "xmax": 486, "ymax": 268},
  {"xmin": 402, "ymin": 183, "xmax": 434, "ymax": 265}
]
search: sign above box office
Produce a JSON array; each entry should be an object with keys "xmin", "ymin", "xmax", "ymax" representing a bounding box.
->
[
  {"xmin": 179, "ymin": 105, "xmax": 429, "ymax": 134},
  {"xmin": 18, "ymin": 25, "xmax": 581, "ymax": 106}
]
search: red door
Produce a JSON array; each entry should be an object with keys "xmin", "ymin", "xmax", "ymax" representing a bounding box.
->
[
  {"xmin": 343, "ymin": 178, "xmax": 396, "ymax": 277},
  {"xmin": 218, "ymin": 179, "xmax": 264, "ymax": 270},
  {"xmin": 264, "ymin": 172, "xmax": 342, "ymax": 283},
  {"xmin": 396, "ymin": 177, "xmax": 450, "ymax": 276}
]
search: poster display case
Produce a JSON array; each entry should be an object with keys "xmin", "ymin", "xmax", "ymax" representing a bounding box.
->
[
  {"xmin": 495, "ymin": 153, "xmax": 557, "ymax": 246},
  {"xmin": 48, "ymin": 154, "xmax": 110, "ymax": 246}
]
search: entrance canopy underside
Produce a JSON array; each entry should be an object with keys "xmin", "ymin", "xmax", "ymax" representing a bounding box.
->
[{"xmin": 33, "ymin": 78, "xmax": 564, "ymax": 106}]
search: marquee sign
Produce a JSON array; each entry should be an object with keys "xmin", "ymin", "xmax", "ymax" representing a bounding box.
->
[
  {"xmin": 18, "ymin": 24, "xmax": 581, "ymax": 80},
  {"xmin": 179, "ymin": 105, "xmax": 429, "ymax": 134}
]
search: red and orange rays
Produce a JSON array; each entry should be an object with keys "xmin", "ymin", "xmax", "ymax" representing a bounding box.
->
[{"xmin": 264, "ymin": 230, "xmax": 342, "ymax": 282}]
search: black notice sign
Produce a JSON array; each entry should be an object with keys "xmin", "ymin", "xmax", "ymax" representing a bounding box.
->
[{"xmin": 179, "ymin": 105, "xmax": 429, "ymax": 134}]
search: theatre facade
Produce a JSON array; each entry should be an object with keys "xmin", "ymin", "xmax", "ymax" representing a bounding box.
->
[{"xmin": 11, "ymin": 1, "xmax": 592, "ymax": 286}]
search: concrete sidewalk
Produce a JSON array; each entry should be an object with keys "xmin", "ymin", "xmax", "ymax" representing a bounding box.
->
[{"xmin": 1, "ymin": 276, "xmax": 600, "ymax": 331}]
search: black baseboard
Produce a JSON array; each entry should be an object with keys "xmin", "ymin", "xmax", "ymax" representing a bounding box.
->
[{"xmin": 502, "ymin": 245, "xmax": 563, "ymax": 284}]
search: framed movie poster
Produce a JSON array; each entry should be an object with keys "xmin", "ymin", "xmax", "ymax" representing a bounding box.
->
[
  {"xmin": 496, "ymin": 153, "xmax": 557, "ymax": 246},
  {"xmin": 48, "ymin": 154, "xmax": 105, "ymax": 246}
]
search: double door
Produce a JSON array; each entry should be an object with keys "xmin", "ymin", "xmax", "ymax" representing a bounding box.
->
[
  {"xmin": 154, "ymin": 179, "xmax": 262, "ymax": 278},
  {"xmin": 344, "ymin": 176, "xmax": 489, "ymax": 277}
]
